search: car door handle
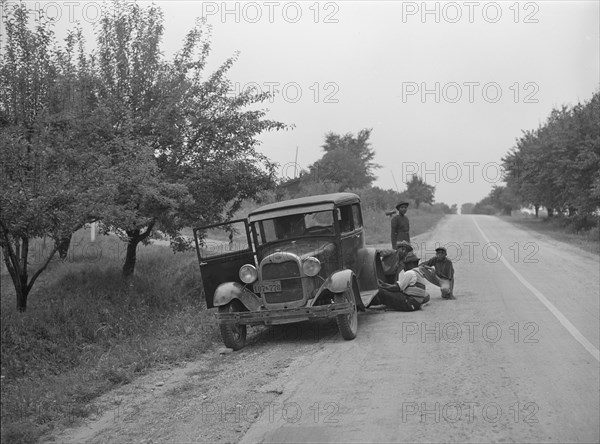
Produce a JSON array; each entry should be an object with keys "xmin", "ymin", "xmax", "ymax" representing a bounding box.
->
[{"xmin": 200, "ymin": 262, "xmax": 207, "ymax": 266}]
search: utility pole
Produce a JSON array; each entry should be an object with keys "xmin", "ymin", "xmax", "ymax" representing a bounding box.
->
[
  {"xmin": 391, "ymin": 170, "xmax": 400, "ymax": 193},
  {"xmin": 294, "ymin": 146, "xmax": 299, "ymax": 179}
]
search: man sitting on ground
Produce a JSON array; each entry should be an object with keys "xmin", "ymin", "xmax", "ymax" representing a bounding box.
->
[
  {"xmin": 422, "ymin": 246, "xmax": 455, "ymax": 299},
  {"xmin": 369, "ymin": 252, "xmax": 430, "ymax": 311},
  {"xmin": 397, "ymin": 252, "xmax": 430, "ymax": 306}
]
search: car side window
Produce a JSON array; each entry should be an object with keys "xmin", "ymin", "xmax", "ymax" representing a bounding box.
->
[
  {"xmin": 352, "ymin": 204, "xmax": 362, "ymax": 229},
  {"xmin": 339, "ymin": 205, "xmax": 354, "ymax": 233}
]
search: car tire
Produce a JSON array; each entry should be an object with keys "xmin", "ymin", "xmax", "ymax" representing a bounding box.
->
[
  {"xmin": 335, "ymin": 288, "xmax": 358, "ymax": 340},
  {"xmin": 218, "ymin": 300, "xmax": 247, "ymax": 350}
]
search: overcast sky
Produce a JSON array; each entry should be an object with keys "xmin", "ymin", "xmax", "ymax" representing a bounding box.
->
[{"xmin": 10, "ymin": 1, "xmax": 600, "ymax": 207}]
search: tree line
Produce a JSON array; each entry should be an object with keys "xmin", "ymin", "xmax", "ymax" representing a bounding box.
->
[
  {"xmin": 0, "ymin": 2, "xmax": 286, "ymax": 311},
  {"xmin": 284, "ymin": 128, "xmax": 445, "ymax": 211},
  {"xmin": 463, "ymin": 91, "xmax": 599, "ymax": 223}
]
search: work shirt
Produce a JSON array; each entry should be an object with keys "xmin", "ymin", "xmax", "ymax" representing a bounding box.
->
[
  {"xmin": 397, "ymin": 269, "xmax": 428, "ymax": 297},
  {"xmin": 423, "ymin": 257, "xmax": 454, "ymax": 280},
  {"xmin": 390, "ymin": 214, "xmax": 410, "ymax": 248}
]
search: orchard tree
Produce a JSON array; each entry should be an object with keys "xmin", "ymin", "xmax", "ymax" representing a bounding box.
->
[
  {"xmin": 405, "ymin": 176, "xmax": 435, "ymax": 208},
  {"xmin": 93, "ymin": 2, "xmax": 287, "ymax": 276},
  {"xmin": 0, "ymin": 5, "xmax": 106, "ymax": 311},
  {"xmin": 503, "ymin": 92, "xmax": 599, "ymax": 217}
]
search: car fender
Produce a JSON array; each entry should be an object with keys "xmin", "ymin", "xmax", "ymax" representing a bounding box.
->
[
  {"xmin": 213, "ymin": 282, "xmax": 262, "ymax": 311},
  {"xmin": 310, "ymin": 269, "xmax": 365, "ymax": 311},
  {"xmin": 355, "ymin": 248, "xmax": 384, "ymax": 292}
]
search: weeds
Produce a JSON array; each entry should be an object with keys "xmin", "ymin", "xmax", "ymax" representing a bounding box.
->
[
  {"xmin": 506, "ymin": 214, "xmax": 600, "ymax": 255},
  {"xmin": 0, "ymin": 229, "xmax": 219, "ymax": 442}
]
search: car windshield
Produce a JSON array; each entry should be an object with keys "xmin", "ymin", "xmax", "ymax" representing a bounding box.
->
[{"xmin": 253, "ymin": 210, "xmax": 335, "ymax": 244}]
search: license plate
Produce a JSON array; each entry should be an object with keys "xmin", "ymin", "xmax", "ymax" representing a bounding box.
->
[{"xmin": 253, "ymin": 280, "xmax": 281, "ymax": 293}]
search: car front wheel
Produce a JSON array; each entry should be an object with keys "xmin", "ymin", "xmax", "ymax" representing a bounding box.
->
[
  {"xmin": 218, "ymin": 300, "xmax": 247, "ymax": 350},
  {"xmin": 335, "ymin": 288, "xmax": 358, "ymax": 340}
]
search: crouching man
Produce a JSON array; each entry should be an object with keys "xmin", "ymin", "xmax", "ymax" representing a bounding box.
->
[
  {"xmin": 369, "ymin": 252, "xmax": 430, "ymax": 311},
  {"xmin": 422, "ymin": 246, "xmax": 455, "ymax": 299}
]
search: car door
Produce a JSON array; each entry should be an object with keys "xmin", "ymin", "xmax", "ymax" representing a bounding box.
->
[
  {"xmin": 339, "ymin": 204, "xmax": 364, "ymax": 273},
  {"xmin": 193, "ymin": 219, "xmax": 255, "ymax": 308}
]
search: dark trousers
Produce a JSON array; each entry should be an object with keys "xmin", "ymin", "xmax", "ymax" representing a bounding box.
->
[{"xmin": 370, "ymin": 287, "xmax": 424, "ymax": 311}]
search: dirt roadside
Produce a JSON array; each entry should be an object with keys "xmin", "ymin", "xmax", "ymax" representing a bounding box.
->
[{"xmin": 46, "ymin": 319, "xmax": 344, "ymax": 443}]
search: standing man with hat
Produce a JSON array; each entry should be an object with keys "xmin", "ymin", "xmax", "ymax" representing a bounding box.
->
[
  {"xmin": 423, "ymin": 246, "xmax": 455, "ymax": 299},
  {"xmin": 391, "ymin": 201, "xmax": 410, "ymax": 249}
]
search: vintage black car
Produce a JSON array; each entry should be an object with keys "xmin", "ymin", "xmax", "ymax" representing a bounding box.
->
[{"xmin": 193, "ymin": 193, "xmax": 385, "ymax": 350}]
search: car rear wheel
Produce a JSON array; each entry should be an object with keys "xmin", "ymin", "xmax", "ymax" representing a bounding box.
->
[
  {"xmin": 335, "ymin": 288, "xmax": 358, "ymax": 340},
  {"xmin": 218, "ymin": 300, "xmax": 247, "ymax": 350}
]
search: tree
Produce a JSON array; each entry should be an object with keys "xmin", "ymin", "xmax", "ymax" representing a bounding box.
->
[
  {"xmin": 93, "ymin": 2, "xmax": 287, "ymax": 276},
  {"xmin": 503, "ymin": 92, "xmax": 600, "ymax": 217},
  {"xmin": 0, "ymin": 5, "xmax": 106, "ymax": 311},
  {"xmin": 405, "ymin": 176, "xmax": 435, "ymax": 208},
  {"xmin": 461, "ymin": 203, "xmax": 475, "ymax": 214},
  {"xmin": 489, "ymin": 185, "xmax": 520, "ymax": 216},
  {"xmin": 308, "ymin": 129, "xmax": 380, "ymax": 190}
]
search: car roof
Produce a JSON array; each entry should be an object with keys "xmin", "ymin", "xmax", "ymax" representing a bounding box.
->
[{"xmin": 248, "ymin": 192, "xmax": 360, "ymax": 218}]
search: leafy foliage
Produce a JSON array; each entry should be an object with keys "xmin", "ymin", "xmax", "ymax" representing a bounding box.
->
[
  {"xmin": 0, "ymin": 5, "xmax": 106, "ymax": 310},
  {"xmin": 502, "ymin": 92, "xmax": 600, "ymax": 216},
  {"xmin": 91, "ymin": 2, "xmax": 287, "ymax": 275},
  {"xmin": 405, "ymin": 176, "xmax": 435, "ymax": 208},
  {"xmin": 307, "ymin": 129, "xmax": 380, "ymax": 190}
]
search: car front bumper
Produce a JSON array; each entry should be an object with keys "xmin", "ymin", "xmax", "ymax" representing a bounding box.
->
[{"xmin": 215, "ymin": 301, "xmax": 353, "ymax": 326}]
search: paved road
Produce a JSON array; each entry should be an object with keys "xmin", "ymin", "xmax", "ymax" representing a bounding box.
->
[{"xmin": 240, "ymin": 214, "xmax": 600, "ymax": 443}]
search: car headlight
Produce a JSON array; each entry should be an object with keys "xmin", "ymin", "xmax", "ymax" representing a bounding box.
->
[
  {"xmin": 239, "ymin": 264, "xmax": 258, "ymax": 284},
  {"xmin": 302, "ymin": 257, "xmax": 321, "ymax": 276}
]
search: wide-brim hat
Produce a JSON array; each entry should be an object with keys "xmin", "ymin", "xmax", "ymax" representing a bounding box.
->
[
  {"xmin": 395, "ymin": 201, "xmax": 409, "ymax": 209},
  {"xmin": 404, "ymin": 252, "xmax": 420, "ymax": 263},
  {"xmin": 397, "ymin": 241, "xmax": 413, "ymax": 251}
]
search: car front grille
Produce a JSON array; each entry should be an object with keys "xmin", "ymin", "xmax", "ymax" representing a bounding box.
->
[{"xmin": 261, "ymin": 261, "xmax": 304, "ymax": 304}]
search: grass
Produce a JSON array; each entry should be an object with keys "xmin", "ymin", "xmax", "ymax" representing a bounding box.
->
[
  {"xmin": 503, "ymin": 213, "xmax": 600, "ymax": 255},
  {"xmin": 1, "ymin": 228, "xmax": 220, "ymax": 443}
]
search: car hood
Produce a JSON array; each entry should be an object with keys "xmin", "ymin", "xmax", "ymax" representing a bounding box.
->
[{"xmin": 260, "ymin": 238, "xmax": 337, "ymax": 260}]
